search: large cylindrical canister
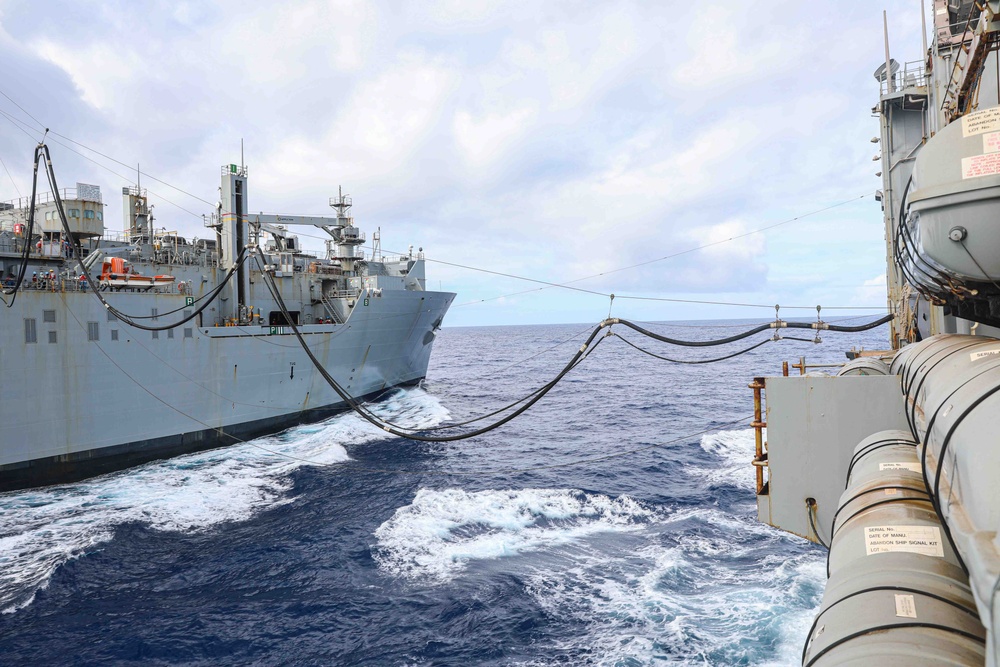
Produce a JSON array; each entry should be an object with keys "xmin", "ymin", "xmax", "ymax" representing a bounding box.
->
[
  {"xmin": 802, "ymin": 430, "xmax": 985, "ymax": 666},
  {"xmin": 905, "ymin": 104, "xmax": 1000, "ymax": 294},
  {"xmin": 890, "ymin": 334, "xmax": 997, "ymax": 436},
  {"xmin": 836, "ymin": 358, "xmax": 891, "ymax": 376},
  {"xmin": 892, "ymin": 334, "xmax": 1000, "ymax": 653}
]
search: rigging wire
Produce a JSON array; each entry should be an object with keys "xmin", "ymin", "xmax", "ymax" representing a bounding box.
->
[
  {"xmin": 1, "ymin": 109, "xmax": 207, "ymax": 219},
  {"xmin": 2, "ymin": 97, "xmax": 884, "ymax": 315},
  {"xmin": 610, "ymin": 315, "xmax": 893, "ymax": 348},
  {"xmin": 1, "ymin": 143, "xmax": 43, "ymax": 307},
  {"xmin": 256, "ymin": 245, "xmax": 895, "ymax": 441},
  {"xmin": 611, "ymin": 333, "xmax": 778, "ymax": 364},
  {"xmin": 0, "ymin": 152, "xmax": 23, "ymax": 199},
  {"xmin": 49, "ymin": 306, "xmax": 764, "ymax": 476},
  {"xmin": 420, "ymin": 252, "xmax": 885, "ymax": 311},
  {"xmin": 0, "ymin": 107, "xmax": 43, "ymax": 142},
  {"xmin": 0, "ymin": 88, "xmax": 46, "ymax": 133},
  {"xmin": 442, "ymin": 194, "xmax": 875, "ymax": 310},
  {"xmin": 41, "ymin": 143, "xmax": 248, "ymax": 331},
  {"xmin": 1, "ymin": 94, "xmax": 884, "ymax": 313},
  {"xmin": 254, "ymin": 246, "xmax": 611, "ymax": 441},
  {"xmin": 61, "ymin": 281, "xmax": 758, "ymax": 474},
  {"xmin": 58, "ymin": 293, "xmax": 334, "ymax": 467}
]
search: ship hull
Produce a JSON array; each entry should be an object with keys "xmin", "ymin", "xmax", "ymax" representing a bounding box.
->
[{"xmin": 0, "ymin": 287, "xmax": 454, "ymax": 491}]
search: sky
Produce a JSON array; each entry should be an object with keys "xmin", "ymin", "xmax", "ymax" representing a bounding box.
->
[{"xmin": 0, "ymin": 1, "xmax": 927, "ymax": 327}]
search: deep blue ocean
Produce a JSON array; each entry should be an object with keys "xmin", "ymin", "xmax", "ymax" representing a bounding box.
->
[{"xmin": 0, "ymin": 318, "xmax": 889, "ymax": 666}]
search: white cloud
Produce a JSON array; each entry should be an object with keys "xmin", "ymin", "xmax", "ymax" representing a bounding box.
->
[
  {"xmin": 453, "ymin": 105, "xmax": 537, "ymax": 170},
  {"xmin": 855, "ymin": 273, "xmax": 888, "ymax": 305},
  {"xmin": 0, "ymin": 0, "xmax": 918, "ymax": 325},
  {"xmin": 30, "ymin": 39, "xmax": 139, "ymax": 111}
]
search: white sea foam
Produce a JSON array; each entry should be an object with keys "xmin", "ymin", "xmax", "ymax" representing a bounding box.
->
[
  {"xmin": 523, "ymin": 507, "xmax": 825, "ymax": 666},
  {"xmin": 692, "ymin": 428, "xmax": 762, "ymax": 491},
  {"xmin": 377, "ymin": 486, "xmax": 824, "ymax": 666},
  {"xmin": 373, "ymin": 487, "xmax": 659, "ymax": 581},
  {"xmin": 0, "ymin": 387, "xmax": 447, "ymax": 614}
]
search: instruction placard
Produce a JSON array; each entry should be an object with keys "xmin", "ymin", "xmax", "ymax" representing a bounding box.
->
[
  {"xmin": 894, "ymin": 594, "xmax": 918, "ymax": 618},
  {"xmin": 963, "ymin": 106, "xmax": 1000, "ymax": 137},
  {"xmin": 962, "ymin": 153, "xmax": 1000, "ymax": 179},
  {"xmin": 985, "ymin": 132, "xmax": 1000, "ymax": 154},
  {"xmin": 865, "ymin": 525, "xmax": 944, "ymax": 557},
  {"xmin": 879, "ymin": 462, "xmax": 922, "ymax": 473}
]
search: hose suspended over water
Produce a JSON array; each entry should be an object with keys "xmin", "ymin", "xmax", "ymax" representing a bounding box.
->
[{"xmin": 256, "ymin": 244, "xmax": 894, "ymax": 441}]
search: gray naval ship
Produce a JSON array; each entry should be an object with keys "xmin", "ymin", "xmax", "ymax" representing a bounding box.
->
[
  {"xmin": 0, "ymin": 159, "xmax": 453, "ymax": 492},
  {"xmin": 752, "ymin": 1, "xmax": 1000, "ymax": 664}
]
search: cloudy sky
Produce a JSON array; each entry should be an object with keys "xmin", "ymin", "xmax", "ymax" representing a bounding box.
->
[{"xmin": 0, "ymin": 1, "xmax": 926, "ymax": 326}]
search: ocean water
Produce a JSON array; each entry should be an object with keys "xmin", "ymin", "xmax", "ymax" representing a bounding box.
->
[{"xmin": 0, "ymin": 318, "xmax": 889, "ymax": 665}]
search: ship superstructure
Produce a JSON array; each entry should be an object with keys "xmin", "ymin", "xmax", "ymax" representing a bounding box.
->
[
  {"xmin": 752, "ymin": 2, "xmax": 1000, "ymax": 664},
  {"xmin": 0, "ymin": 160, "xmax": 453, "ymax": 491}
]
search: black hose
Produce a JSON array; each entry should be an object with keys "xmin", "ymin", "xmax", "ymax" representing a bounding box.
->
[
  {"xmin": 611, "ymin": 332, "xmax": 774, "ymax": 364},
  {"xmin": 612, "ymin": 319, "xmax": 773, "ymax": 346},
  {"xmin": 613, "ymin": 315, "xmax": 892, "ymax": 346},
  {"xmin": 42, "ymin": 144, "xmax": 247, "ymax": 332},
  {"xmin": 255, "ymin": 248, "xmax": 607, "ymax": 442},
  {"xmin": 2, "ymin": 144, "xmax": 43, "ymax": 306},
  {"xmin": 815, "ymin": 314, "xmax": 894, "ymax": 332}
]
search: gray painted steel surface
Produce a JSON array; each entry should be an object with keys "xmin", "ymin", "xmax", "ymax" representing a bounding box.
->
[
  {"xmin": 836, "ymin": 358, "xmax": 892, "ymax": 376},
  {"xmin": 0, "ymin": 287, "xmax": 453, "ymax": 483},
  {"xmin": 759, "ymin": 376, "xmax": 910, "ymax": 543},
  {"xmin": 894, "ymin": 334, "xmax": 1000, "ymax": 663},
  {"xmin": 0, "ymin": 165, "xmax": 454, "ymax": 489},
  {"xmin": 804, "ymin": 429, "xmax": 985, "ymax": 666},
  {"xmin": 908, "ymin": 107, "xmax": 1000, "ymax": 285}
]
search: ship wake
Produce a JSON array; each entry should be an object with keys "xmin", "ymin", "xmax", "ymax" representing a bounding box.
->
[
  {"xmin": 373, "ymin": 430, "xmax": 825, "ymax": 665},
  {"xmin": 0, "ymin": 387, "xmax": 447, "ymax": 615}
]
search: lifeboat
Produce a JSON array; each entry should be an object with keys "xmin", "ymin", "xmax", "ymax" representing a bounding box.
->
[{"xmin": 99, "ymin": 257, "xmax": 175, "ymax": 291}]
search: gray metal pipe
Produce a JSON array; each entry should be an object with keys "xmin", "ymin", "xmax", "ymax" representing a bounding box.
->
[
  {"xmin": 837, "ymin": 358, "xmax": 891, "ymax": 376},
  {"xmin": 802, "ymin": 429, "xmax": 985, "ymax": 666},
  {"xmin": 893, "ymin": 334, "xmax": 1000, "ymax": 664}
]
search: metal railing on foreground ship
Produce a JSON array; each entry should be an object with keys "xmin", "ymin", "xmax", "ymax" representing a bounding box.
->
[{"xmin": 257, "ymin": 246, "xmax": 896, "ymax": 443}]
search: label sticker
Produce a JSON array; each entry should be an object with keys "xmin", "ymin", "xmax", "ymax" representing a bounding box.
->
[
  {"xmin": 985, "ymin": 132, "xmax": 1000, "ymax": 154},
  {"xmin": 963, "ymin": 106, "xmax": 1000, "ymax": 137},
  {"xmin": 865, "ymin": 525, "xmax": 944, "ymax": 557},
  {"xmin": 971, "ymin": 349, "xmax": 1000, "ymax": 361},
  {"xmin": 962, "ymin": 153, "xmax": 1000, "ymax": 179},
  {"xmin": 885, "ymin": 488, "xmax": 899, "ymax": 496},
  {"xmin": 879, "ymin": 462, "xmax": 922, "ymax": 473},
  {"xmin": 895, "ymin": 594, "xmax": 918, "ymax": 618}
]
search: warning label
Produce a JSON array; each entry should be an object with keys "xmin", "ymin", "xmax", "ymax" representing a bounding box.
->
[
  {"xmin": 895, "ymin": 594, "xmax": 918, "ymax": 618},
  {"xmin": 879, "ymin": 462, "xmax": 922, "ymax": 473},
  {"xmin": 963, "ymin": 106, "xmax": 1000, "ymax": 137},
  {"xmin": 962, "ymin": 152, "xmax": 1000, "ymax": 179},
  {"xmin": 865, "ymin": 525, "xmax": 944, "ymax": 557},
  {"xmin": 971, "ymin": 349, "xmax": 1000, "ymax": 361},
  {"xmin": 985, "ymin": 132, "xmax": 1000, "ymax": 154}
]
